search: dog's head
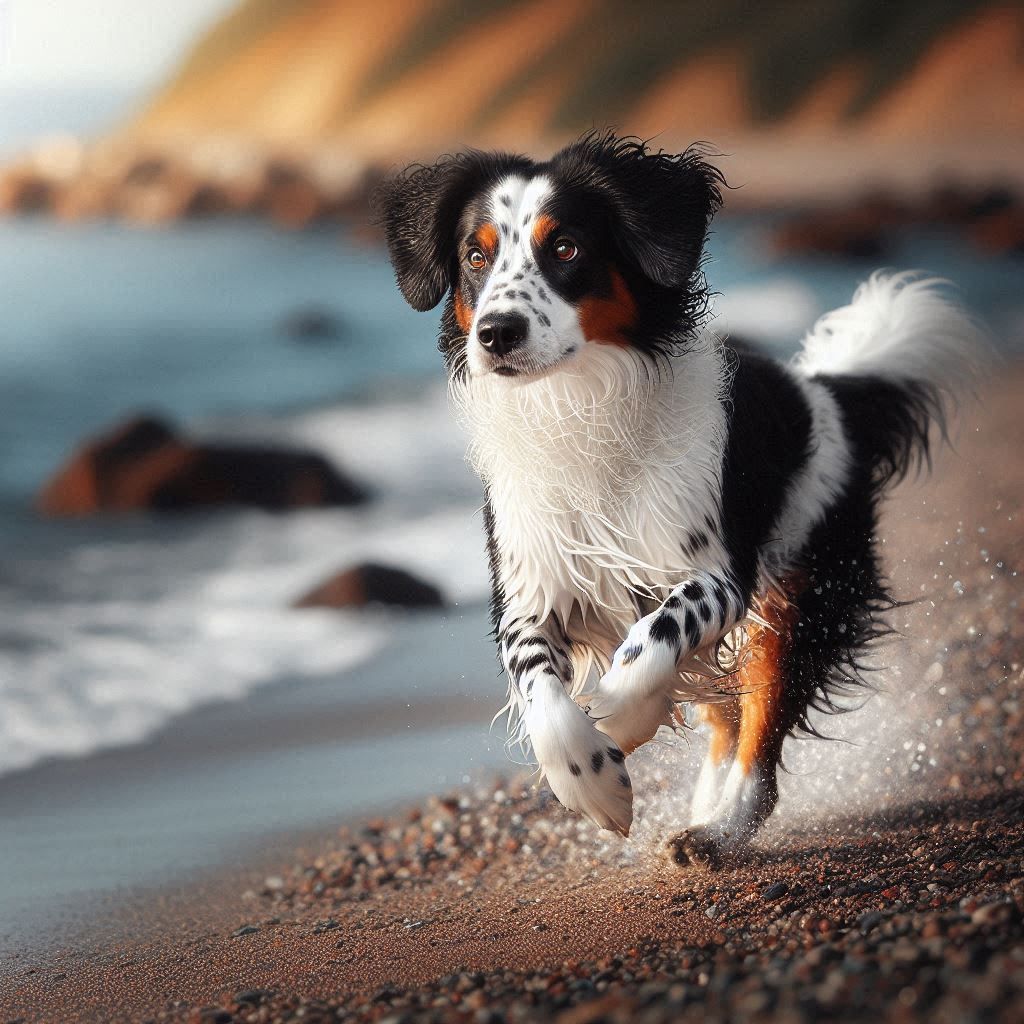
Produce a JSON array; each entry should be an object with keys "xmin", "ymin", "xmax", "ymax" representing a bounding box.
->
[{"xmin": 377, "ymin": 132, "xmax": 724, "ymax": 380}]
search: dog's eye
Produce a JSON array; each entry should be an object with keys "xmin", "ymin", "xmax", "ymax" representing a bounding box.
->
[
  {"xmin": 553, "ymin": 238, "xmax": 578, "ymax": 262},
  {"xmin": 466, "ymin": 247, "xmax": 487, "ymax": 270}
]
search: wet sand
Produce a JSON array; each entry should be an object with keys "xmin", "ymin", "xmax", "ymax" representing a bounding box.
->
[{"xmin": 1, "ymin": 372, "xmax": 1022, "ymax": 1024}]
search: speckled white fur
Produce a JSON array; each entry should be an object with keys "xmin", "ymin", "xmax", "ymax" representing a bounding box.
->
[{"xmin": 465, "ymin": 176, "xmax": 583, "ymax": 379}]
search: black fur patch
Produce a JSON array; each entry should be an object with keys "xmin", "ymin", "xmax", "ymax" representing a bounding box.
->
[
  {"xmin": 607, "ymin": 747, "xmax": 625, "ymax": 764},
  {"xmin": 591, "ymin": 751, "xmax": 604, "ymax": 773},
  {"xmin": 503, "ymin": 625, "xmax": 524, "ymax": 648},
  {"xmin": 684, "ymin": 610, "xmax": 701, "ymax": 649},
  {"xmin": 719, "ymin": 344, "xmax": 813, "ymax": 596},
  {"xmin": 569, "ymin": 761, "xmax": 582, "ymax": 776},
  {"xmin": 782, "ymin": 466, "xmax": 896, "ymax": 738},
  {"xmin": 620, "ymin": 644, "xmax": 643, "ymax": 665},
  {"xmin": 512, "ymin": 652, "xmax": 548, "ymax": 678},
  {"xmin": 375, "ymin": 150, "xmax": 531, "ymax": 312},
  {"xmin": 481, "ymin": 492, "xmax": 505, "ymax": 635},
  {"xmin": 820, "ymin": 374, "xmax": 938, "ymax": 486},
  {"xmin": 648, "ymin": 614, "xmax": 681, "ymax": 647}
]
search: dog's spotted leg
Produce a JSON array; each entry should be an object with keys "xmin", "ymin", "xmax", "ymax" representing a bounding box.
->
[
  {"xmin": 589, "ymin": 571, "xmax": 746, "ymax": 754},
  {"xmin": 670, "ymin": 581, "xmax": 802, "ymax": 867},
  {"xmin": 500, "ymin": 616, "xmax": 633, "ymax": 835}
]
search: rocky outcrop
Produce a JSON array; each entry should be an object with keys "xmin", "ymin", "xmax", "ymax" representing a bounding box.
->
[
  {"xmin": 38, "ymin": 415, "xmax": 367, "ymax": 515},
  {"xmin": 773, "ymin": 185, "xmax": 1024, "ymax": 259},
  {"xmin": 0, "ymin": 139, "xmax": 373, "ymax": 228},
  {"xmin": 293, "ymin": 563, "xmax": 445, "ymax": 610},
  {"xmin": 278, "ymin": 306, "xmax": 346, "ymax": 343}
]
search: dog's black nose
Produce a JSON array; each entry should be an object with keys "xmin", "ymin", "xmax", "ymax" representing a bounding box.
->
[{"xmin": 477, "ymin": 312, "xmax": 528, "ymax": 356}]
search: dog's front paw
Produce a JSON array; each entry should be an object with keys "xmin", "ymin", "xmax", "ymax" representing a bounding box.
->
[
  {"xmin": 587, "ymin": 615, "xmax": 680, "ymax": 753},
  {"xmin": 589, "ymin": 681, "xmax": 675, "ymax": 755},
  {"xmin": 526, "ymin": 676, "xmax": 633, "ymax": 835}
]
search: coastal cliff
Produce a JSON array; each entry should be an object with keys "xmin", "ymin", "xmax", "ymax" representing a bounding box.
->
[{"xmin": 3, "ymin": 0, "xmax": 1023, "ymax": 223}]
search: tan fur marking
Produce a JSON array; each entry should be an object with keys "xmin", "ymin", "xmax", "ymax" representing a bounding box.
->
[
  {"xmin": 531, "ymin": 213, "xmax": 558, "ymax": 248},
  {"xmin": 453, "ymin": 288, "xmax": 474, "ymax": 334},
  {"xmin": 735, "ymin": 574, "xmax": 807, "ymax": 774},
  {"xmin": 578, "ymin": 269, "xmax": 637, "ymax": 346},
  {"xmin": 697, "ymin": 700, "xmax": 741, "ymax": 766},
  {"xmin": 476, "ymin": 222, "xmax": 499, "ymax": 258}
]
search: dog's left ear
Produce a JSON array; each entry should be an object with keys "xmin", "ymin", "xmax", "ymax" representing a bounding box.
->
[
  {"xmin": 559, "ymin": 133, "xmax": 725, "ymax": 291},
  {"xmin": 376, "ymin": 151, "xmax": 529, "ymax": 311}
]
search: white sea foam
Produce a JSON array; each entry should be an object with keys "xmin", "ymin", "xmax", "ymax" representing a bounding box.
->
[
  {"xmin": 709, "ymin": 278, "xmax": 821, "ymax": 344},
  {"xmin": 0, "ymin": 386, "xmax": 492, "ymax": 778}
]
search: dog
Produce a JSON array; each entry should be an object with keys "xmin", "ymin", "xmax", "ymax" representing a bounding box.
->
[{"xmin": 377, "ymin": 131, "xmax": 984, "ymax": 864}]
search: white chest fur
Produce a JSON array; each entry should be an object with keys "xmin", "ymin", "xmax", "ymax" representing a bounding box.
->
[{"xmin": 454, "ymin": 341, "xmax": 732, "ymax": 669}]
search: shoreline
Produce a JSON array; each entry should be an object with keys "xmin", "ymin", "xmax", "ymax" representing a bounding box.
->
[
  {"xmin": 3, "ymin": 133, "xmax": 1024, "ymax": 235},
  {"xmin": 0, "ymin": 602, "xmax": 507, "ymax": 955}
]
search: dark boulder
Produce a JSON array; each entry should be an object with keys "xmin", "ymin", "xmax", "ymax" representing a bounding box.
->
[
  {"xmin": 38, "ymin": 415, "xmax": 367, "ymax": 515},
  {"xmin": 293, "ymin": 563, "xmax": 445, "ymax": 610},
  {"xmin": 773, "ymin": 194, "xmax": 899, "ymax": 261},
  {"xmin": 278, "ymin": 307, "xmax": 346, "ymax": 343}
]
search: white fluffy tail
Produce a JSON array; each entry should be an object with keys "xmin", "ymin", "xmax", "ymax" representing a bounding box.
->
[
  {"xmin": 792, "ymin": 272, "xmax": 991, "ymax": 484},
  {"xmin": 793, "ymin": 271, "xmax": 988, "ymax": 422}
]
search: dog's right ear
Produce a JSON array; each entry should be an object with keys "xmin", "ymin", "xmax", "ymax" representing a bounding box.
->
[{"xmin": 376, "ymin": 152, "xmax": 529, "ymax": 312}]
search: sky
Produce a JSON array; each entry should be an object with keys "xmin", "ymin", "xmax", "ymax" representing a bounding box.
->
[{"xmin": 0, "ymin": 0, "xmax": 236, "ymax": 91}]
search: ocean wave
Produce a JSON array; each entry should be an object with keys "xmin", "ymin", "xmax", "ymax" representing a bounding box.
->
[{"xmin": 0, "ymin": 387, "xmax": 492, "ymax": 778}]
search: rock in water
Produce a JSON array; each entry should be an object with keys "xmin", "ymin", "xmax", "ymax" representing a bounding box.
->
[
  {"xmin": 279, "ymin": 307, "xmax": 345, "ymax": 343},
  {"xmin": 293, "ymin": 563, "xmax": 446, "ymax": 610},
  {"xmin": 38, "ymin": 414, "xmax": 367, "ymax": 515}
]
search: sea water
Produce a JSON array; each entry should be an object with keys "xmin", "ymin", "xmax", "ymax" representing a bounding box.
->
[{"xmin": 0, "ymin": 215, "xmax": 1020, "ymax": 781}]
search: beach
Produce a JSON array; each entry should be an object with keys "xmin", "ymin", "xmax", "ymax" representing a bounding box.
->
[
  {"xmin": 2, "ymin": 4, "xmax": 1024, "ymax": 1020},
  {"xmin": 1, "ymin": 366, "xmax": 1021, "ymax": 1023}
]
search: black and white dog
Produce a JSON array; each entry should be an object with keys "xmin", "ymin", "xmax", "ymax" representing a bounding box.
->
[{"xmin": 378, "ymin": 132, "xmax": 983, "ymax": 864}]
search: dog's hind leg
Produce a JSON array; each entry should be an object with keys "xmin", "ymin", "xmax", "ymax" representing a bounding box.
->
[
  {"xmin": 670, "ymin": 579, "xmax": 802, "ymax": 867},
  {"xmin": 671, "ymin": 481, "xmax": 890, "ymax": 866},
  {"xmin": 689, "ymin": 699, "xmax": 741, "ymax": 823}
]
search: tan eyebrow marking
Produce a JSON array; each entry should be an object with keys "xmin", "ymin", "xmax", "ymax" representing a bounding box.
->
[
  {"xmin": 531, "ymin": 213, "xmax": 558, "ymax": 248},
  {"xmin": 474, "ymin": 222, "xmax": 499, "ymax": 258}
]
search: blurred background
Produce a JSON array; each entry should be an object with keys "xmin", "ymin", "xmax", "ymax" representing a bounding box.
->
[{"xmin": 1, "ymin": 0, "xmax": 1022, "ymax": 945}]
